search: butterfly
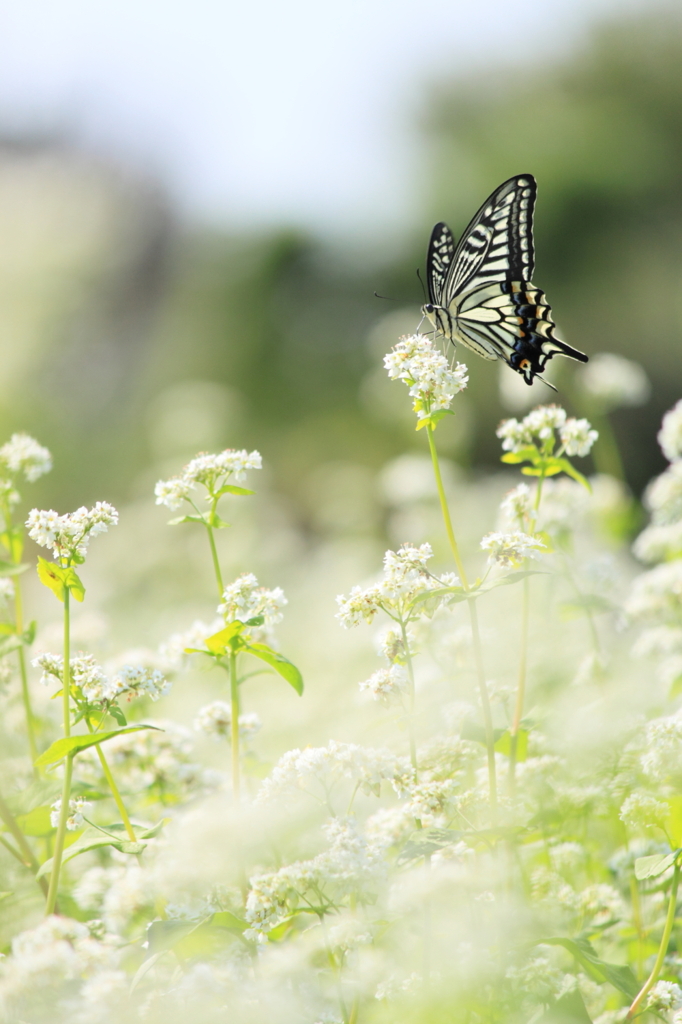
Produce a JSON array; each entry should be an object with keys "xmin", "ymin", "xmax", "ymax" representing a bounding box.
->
[{"xmin": 422, "ymin": 174, "xmax": 588, "ymax": 386}]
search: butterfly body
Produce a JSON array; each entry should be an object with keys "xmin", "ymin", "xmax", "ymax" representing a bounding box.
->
[{"xmin": 422, "ymin": 175, "xmax": 587, "ymax": 385}]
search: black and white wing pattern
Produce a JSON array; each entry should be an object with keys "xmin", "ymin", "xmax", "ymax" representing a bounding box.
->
[{"xmin": 422, "ymin": 174, "xmax": 588, "ymax": 384}]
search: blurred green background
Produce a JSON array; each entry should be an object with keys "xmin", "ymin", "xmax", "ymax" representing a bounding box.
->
[{"xmin": 1, "ymin": 9, "xmax": 681, "ymax": 521}]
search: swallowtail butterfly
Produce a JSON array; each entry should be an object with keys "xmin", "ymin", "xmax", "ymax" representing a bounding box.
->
[{"xmin": 422, "ymin": 174, "xmax": 587, "ymax": 385}]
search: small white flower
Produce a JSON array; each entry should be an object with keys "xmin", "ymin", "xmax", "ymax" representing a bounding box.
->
[
  {"xmin": 497, "ymin": 405, "xmax": 567, "ymax": 452},
  {"xmin": 32, "ymin": 652, "xmax": 64, "ymax": 687},
  {"xmin": 359, "ymin": 664, "xmax": 409, "ymax": 704},
  {"xmin": 50, "ymin": 796, "xmax": 90, "ymax": 831},
  {"xmin": 619, "ymin": 792, "xmax": 668, "ymax": 832},
  {"xmin": 578, "ymin": 353, "xmax": 651, "ymax": 409},
  {"xmin": 659, "ymin": 400, "xmax": 682, "ymax": 463},
  {"xmin": 26, "ymin": 503, "xmax": 118, "ymax": 561},
  {"xmin": 194, "ymin": 701, "xmax": 261, "ymax": 740},
  {"xmin": 647, "ymin": 980, "xmax": 682, "ymax": 1012},
  {"xmin": 154, "ymin": 476, "xmax": 194, "ymax": 510},
  {"xmin": 559, "ymin": 418, "xmax": 598, "ymax": 457},
  {"xmin": 480, "ymin": 531, "xmax": 546, "ymax": 569},
  {"xmin": 114, "ymin": 664, "xmax": 171, "ymax": 702},
  {"xmin": 0, "ymin": 433, "xmax": 52, "ymax": 481},
  {"xmin": 499, "ymin": 483, "xmax": 533, "ymax": 527},
  {"xmin": 633, "ymin": 521, "xmax": 682, "ymax": 563},
  {"xmin": 218, "ymin": 573, "xmax": 287, "ymax": 628},
  {"xmin": 384, "ymin": 334, "xmax": 468, "ymax": 419}
]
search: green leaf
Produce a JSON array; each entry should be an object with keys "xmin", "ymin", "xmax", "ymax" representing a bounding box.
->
[
  {"xmin": 544, "ymin": 988, "xmax": 594, "ymax": 1023},
  {"xmin": 35, "ymin": 725, "xmax": 162, "ymax": 768},
  {"xmin": 14, "ymin": 805, "xmax": 54, "ymax": 837},
  {"xmin": 215, "ymin": 484, "xmax": 254, "ymax": 497},
  {"xmin": 0, "ymin": 560, "xmax": 29, "ymax": 576},
  {"xmin": 540, "ymin": 937, "xmax": 638, "ymax": 997},
  {"xmin": 494, "ymin": 728, "xmax": 528, "ymax": 761},
  {"xmin": 62, "ymin": 567, "xmax": 85, "ymax": 602},
  {"xmin": 398, "ymin": 828, "xmax": 463, "ymax": 862},
  {"xmin": 500, "ymin": 447, "xmax": 539, "ymax": 464},
  {"xmin": 415, "ymin": 409, "xmax": 454, "ymax": 431},
  {"xmin": 553, "ymin": 457, "xmax": 591, "ymax": 491},
  {"xmin": 635, "ymin": 852, "xmax": 678, "ymax": 880},
  {"xmin": 244, "ymin": 643, "xmax": 304, "ymax": 695},
  {"xmin": 203, "ymin": 621, "xmax": 245, "ymax": 655},
  {"xmin": 167, "ymin": 514, "xmax": 206, "ymax": 526},
  {"xmin": 461, "ymin": 720, "xmax": 506, "ymax": 746},
  {"xmin": 0, "ymin": 635, "xmax": 23, "ymax": 658},
  {"xmin": 522, "ymin": 464, "xmax": 563, "ymax": 477},
  {"xmin": 666, "ymin": 796, "xmax": 682, "ymax": 846},
  {"xmin": 138, "ymin": 818, "xmax": 171, "ymax": 839},
  {"xmin": 146, "ymin": 919, "xmax": 201, "ymax": 957},
  {"xmin": 481, "ymin": 570, "xmax": 548, "ymax": 593},
  {"xmin": 412, "ymin": 585, "xmax": 470, "ymax": 606},
  {"xmin": 23, "ymin": 620, "xmax": 37, "ymax": 645},
  {"xmin": 37, "ymin": 557, "xmax": 67, "ymax": 602},
  {"xmin": 211, "ymin": 911, "xmax": 248, "ymax": 933},
  {"xmin": 108, "ymin": 705, "xmax": 127, "ymax": 727},
  {"xmin": 37, "ymin": 827, "xmax": 147, "ymax": 878}
]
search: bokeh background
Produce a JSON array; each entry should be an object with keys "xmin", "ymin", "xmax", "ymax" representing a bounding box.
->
[{"xmin": 0, "ymin": 0, "xmax": 681, "ymax": 754}]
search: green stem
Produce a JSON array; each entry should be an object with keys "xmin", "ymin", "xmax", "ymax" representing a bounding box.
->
[
  {"xmin": 84, "ymin": 717, "xmax": 136, "ymax": 841},
  {"xmin": 45, "ymin": 754, "xmax": 73, "ymax": 915},
  {"xmin": 14, "ymin": 578, "xmax": 38, "ymax": 769},
  {"xmin": 0, "ymin": 787, "xmax": 49, "ymax": 897},
  {"xmin": 426, "ymin": 424, "xmax": 497, "ymax": 815},
  {"xmin": 509, "ymin": 474, "xmax": 545, "ymax": 785},
  {"xmin": 206, "ymin": 521, "xmax": 224, "ymax": 600},
  {"xmin": 400, "ymin": 620, "xmax": 418, "ymax": 775},
  {"xmin": 45, "ymin": 588, "xmax": 73, "ymax": 915},
  {"xmin": 627, "ymin": 863, "xmax": 680, "ymax": 1019},
  {"xmin": 229, "ymin": 652, "xmax": 240, "ymax": 802}
]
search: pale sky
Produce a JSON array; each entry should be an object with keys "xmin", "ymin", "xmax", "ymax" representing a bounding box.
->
[{"xmin": 0, "ymin": 0, "xmax": 654, "ymax": 236}]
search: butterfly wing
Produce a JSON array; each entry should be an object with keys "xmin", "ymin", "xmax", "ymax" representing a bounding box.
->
[
  {"xmin": 425, "ymin": 222, "xmax": 456, "ymax": 306},
  {"xmin": 442, "ymin": 174, "xmax": 536, "ymax": 304}
]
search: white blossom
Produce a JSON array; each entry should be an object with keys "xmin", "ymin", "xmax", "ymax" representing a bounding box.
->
[
  {"xmin": 157, "ymin": 618, "xmax": 222, "ymax": 672},
  {"xmin": 625, "ymin": 561, "xmax": 682, "ymax": 621},
  {"xmin": 480, "ymin": 531, "xmax": 546, "ymax": 569},
  {"xmin": 659, "ymin": 400, "xmax": 682, "ymax": 463},
  {"xmin": 644, "ymin": 462, "xmax": 682, "ymax": 525},
  {"xmin": 336, "ymin": 543, "xmax": 458, "ymax": 627},
  {"xmin": 499, "ymin": 483, "xmax": 533, "ymax": 527},
  {"xmin": 578, "ymin": 353, "xmax": 650, "ymax": 409},
  {"xmin": 384, "ymin": 334, "xmax": 468, "ymax": 419},
  {"xmin": 218, "ymin": 573, "xmax": 287, "ymax": 626},
  {"xmin": 560, "ymin": 418, "xmax": 598, "ymax": 457},
  {"xmin": 50, "ymin": 796, "xmax": 91, "ymax": 831},
  {"xmin": 359, "ymin": 664, "xmax": 409, "ymax": 704},
  {"xmin": 619, "ymin": 792, "xmax": 668, "ymax": 833},
  {"xmin": 0, "ymin": 433, "xmax": 52, "ymax": 482},
  {"xmin": 26, "ymin": 502, "xmax": 118, "ymax": 561},
  {"xmin": 497, "ymin": 406, "xmax": 567, "ymax": 452},
  {"xmin": 647, "ymin": 981, "xmax": 682, "ymax": 1012},
  {"xmin": 633, "ymin": 521, "xmax": 682, "ymax": 563},
  {"xmin": 154, "ymin": 449, "xmax": 262, "ymax": 508},
  {"xmin": 194, "ymin": 701, "xmax": 262, "ymax": 740}
]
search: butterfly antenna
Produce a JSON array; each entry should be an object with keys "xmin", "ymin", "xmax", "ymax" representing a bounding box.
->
[
  {"xmin": 535, "ymin": 375, "xmax": 558, "ymax": 393},
  {"xmin": 373, "ymin": 291, "xmax": 393, "ymax": 300},
  {"xmin": 416, "ymin": 268, "xmax": 427, "ymax": 302}
]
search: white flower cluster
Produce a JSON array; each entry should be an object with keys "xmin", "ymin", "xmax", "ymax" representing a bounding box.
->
[
  {"xmin": 634, "ymin": 413, "xmax": 682, "ymax": 565},
  {"xmin": 154, "ymin": 448, "xmax": 262, "ymax": 509},
  {"xmin": 337, "ymin": 543, "xmax": 458, "ymax": 627},
  {"xmin": 578, "ymin": 352, "xmax": 650, "ymax": 409},
  {"xmin": 256, "ymin": 740, "xmax": 413, "ymax": 806},
  {"xmin": 26, "ymin": 502, "xmax": 118, "ymax": 561},
  {"xmin": 74, "ymin": 863, "xmax": 154, "ymax": 936},
  {"xmin": 480, "ymin": 531, "xmax": 546, "ymax": 569},
  {"xmin": 218, "ymin": 573, "xmax": 287, "ymax": 627},
  {"xmin": 384, "ymin": 334, "xmax": 468, "ymax": 420},
  {"xmin": 0, "ymin": 433, "xmax": 52, "ymax": 482},
  {"xmin": 619, "ymin": 792, "xmax": 668, "ymax": 833},
  {"xmin": 659, "ymin": 400, "xmax": 682, "ymax": 463},
  {"xmin": 497, "ymin": 405, "xmax": 598, "ymax": 457},
  {"xmin": 31, "ymin": 652, "xmax": 170, "ymax": 704},
  {"xmin": 647, "ymin": 981, "xmax": 682, "ymax": 1013},
  {"xmin": 359, "ymin": 664, "xmax": 409, "ymax": 704},
  {"xmin": 194, "ymin": 701, "xmax": 262, "ymax": 740},
  {"xmin": 50, "ymin": 796, "xmax": 91, "ymax": 831},
  {"xmin": 245, "ymin": 818, "xmax": 384, "ymax": 933}
]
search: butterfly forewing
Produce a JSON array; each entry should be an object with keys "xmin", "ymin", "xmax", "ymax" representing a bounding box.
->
[
  {"xmin": 425, "ymin": 223, "xmax": 456, "ymax": 306},
  {"xmin": 442, "ymin": 175, "xmax": 536, "ymax": 303}
]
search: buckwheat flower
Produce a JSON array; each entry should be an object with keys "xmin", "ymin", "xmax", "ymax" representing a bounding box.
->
[
  {"xmin": 524, "ymin": 404, "xmax": 567, "ymax": 440},
  {"xmin": 633, "ymin": 521, "xmax": 682, "ymax": 563},
  {"xmin": 0, "ymin": 577, "xmax": 14, "ymax": 603},
  {"xmin": 218, "ymin": 572, "xmax": 287, "ymax": 625},
  {"xmin": 647, "ymin": 981, "xmax": 682, "ymax": 1012},
  {"xmin": 619, "ymin": 792, "xmax": 669, "ymax": 833},
  {"xmin": 377, "ymin": 626, "xmax": 413, "ymax": 663},
  {"xmin": 157, "ymin": 618, "xmax": 222, "ymax": 672},
  {"xmin": 71, "ymin": 654, "xmax": 120, "ymax": 703},
  {"xmin": 26, "ymin": 502, "xmax": 118, "ymax": 561},
  {"xmin": 32, "ymin": 652, "xmax": 64, "ymax": 687},
  {"xmin": 645, "ymin": 462, "xmax": 682, "ymax": 525},
  {"xmin": 633, "ymin": 626, "xmax": 682, "ymax": 658},
  {"xmin": 626, "ymin": 562, "xmax": 682, "ymax": 621},
  {"xmin": 559, "ymin": 417, "xmax": 598, "ymax": 457},
  {"xmin": 549, "ymin": 842, "xmax": 586, "ymax": 875},
  {"xmin": 578, "ymin": 353, "xmax": 651, "ymax": 409},
  {"xmin": 114, "ymin": 664, "xmax": 171, "ymax": 702},
  {"xmin": 496, "ymin": 417, "xmax": 528, "ymax": 453},
  {"xmin": 384, "ymin": 334, "xmax": 468, "ymax": 419},
  {"xmin": 0, "ymin": 433, "xmax": 52, "ymax": 481},
  {"xmin": 0, "ymin": 478, "xmax": 20, "ymax": 507},
  {"xmin": 154, "ymin": 475, "xmax": 194, "ymax": 510},
  {"xmin": 659, "ymin": 400, "xmax": 682, "ymax": 463},
  {"xmin": 480, "ymin": 531, "xmax": 546, "ymax": 569},
  {"xmin": 336, "ymin": 583, "xmax": 385, "ymax": 627},
  {"xmin": 499, "ymin": 483, "xmax": 533, "ymax": 527},
  {"xmin": 50, "ymin": 796, "xmax": 90, "ymax": 830},
  {"xmin": 359, "ymin": 664, "xmax": 409, "ymax": 704},
  {"xmin": 184, "ymin": 448, "xmax": 262, "ymax": 488},
  {"xmin": 640, "ymin": 709, "xmax": 682, "ymax": 781}
]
